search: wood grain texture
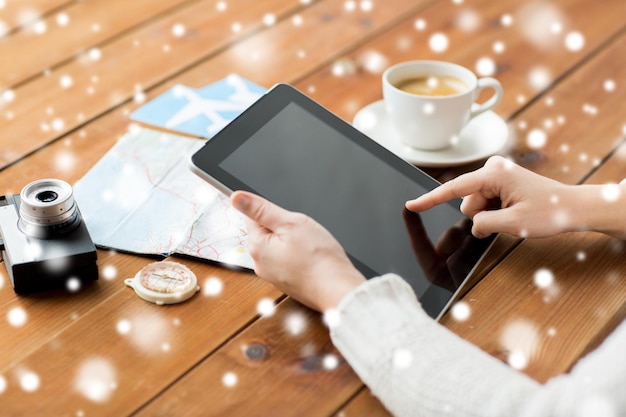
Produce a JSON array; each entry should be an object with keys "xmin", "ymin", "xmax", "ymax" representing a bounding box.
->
[
  {"xmin": 0, "ymin": 0, "xmax": 196, "ymax": 89},
  {"xmin": 0, "ymin": 0, "xmax": 71, "ymax": 33},
  {"xmin": 134, "ymin": 298, "xmax": 362, "ymax": 417},
  {"xmin": 294, "ymin": 0, "xmax": 625, "ymax": 120},
  {"xmin": 0, "ymin": 258, "xmax": 281, "ymax": 416},
  {"xmin": 442, "ymin": 231, "xmax": 626, "ymax": 383},
  {"xmin": 0, "ymin": 0, "xmax": 312, "ymax": 169}
]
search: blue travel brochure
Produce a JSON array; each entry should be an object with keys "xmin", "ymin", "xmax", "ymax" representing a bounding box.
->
[{"xmin": 130, "ymin": 74, "xmax": 266, "ymax": 137}]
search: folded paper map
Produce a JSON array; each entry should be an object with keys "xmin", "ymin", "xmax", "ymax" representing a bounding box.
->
[{"xmin": 74, "ymin": 75, "xmax": 266, "ymax": 269}]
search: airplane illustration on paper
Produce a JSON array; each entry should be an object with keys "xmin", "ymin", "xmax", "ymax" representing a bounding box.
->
[{"xmin": 131, "ymin": 74, "xmax": 266, "ymax": 138}]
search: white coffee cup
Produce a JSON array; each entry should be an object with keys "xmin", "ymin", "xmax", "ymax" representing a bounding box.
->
[{"xmin": 382, "ymin": 60, "xmax": 503, "ymax": 151}]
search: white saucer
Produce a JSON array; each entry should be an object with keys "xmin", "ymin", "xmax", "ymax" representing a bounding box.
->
[{"xmin": 353, "ymin": 100, "xmax": 508, "ymax": 167}]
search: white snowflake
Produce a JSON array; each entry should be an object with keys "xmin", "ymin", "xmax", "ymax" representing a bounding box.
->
[
  {"xmin": 500, "ymin": 319, "xmax": 539, "ymax": 370},
  {"xmin": 493, "ymin": 41, "xmax": 505, "ymax": 54},
  {"xmin": 2, "ymin": 89, "xmax": 15, "ymax": 103},
  {"xmin": 74, "ymin": 357, "xmax": 117, "ymax": 403},
  {"xmin": 475, "ymin": 57, "xmax": 496, "ymax": 76},
  {"xmin": 360, "ymin": 0, "xmax": 373, "ymax": 12},
  {"xmin": 172, "ymin": 23, "xmax": 186, "ymax": 37},
  {"xmin": 19, "ymin": 370, "xmax": 40, "ymax": 392},
  {"xmin": 8, "ymin": 307, "xmax": 28, "ymax": 327},
  {"xmin": 88, "ymin": 47, "xmax": 102, "ymax": 61},
  {"xmin": 262, "ymin": 14, "xmax": 276, "ymax": 26},
  {"xmin": 284, "ymin": 312, "xmax": 307, "ymax": 335},
  {"xmin": 528, "ymin": 67, "xmax": 551, "ymax": 90},
  {"xmin": 0, "ymin": 20, "xmax": 8, "ymax": 38},
  {"xmin": 565, "ymin": 31, "xmax": 585, "ymax": 51},
  {"xmin": 60, "ymin": 75, "xmax": 73, "ymax": 89},
  {"xmin": 257, "ymin": 298, "xmax": 276, "ymax": 317},
  {"xmin": 422, "ymin": 102, "xmax": 435, "ymax": 115},
  {"xmin": 393, "ymin": 348, "xmax": 413, "ymax": 369},
  {"xmin": 123, "ymin": 312, "xmax": 171, "ymax": 354},
  {"xmin": 429, "ymin": 32, "xmax": 449, "ymax": 53},
  {"xmin": 322, "ymin": 354, "xmax": 340, "ymax": 370},
  {"xmin": 32, "ymin": 20, "xmax": 47, "ymax": 34},
  {"xmin": 358, "ymin": 50, "xmax": 388, "ymax": 74},
  {"xmin": 222, "ymin": 371, "xmax": 237, "ymax": 387},
  {"xmin": 451, "ymin": 301, "xmax": 471, "ymax": 321},
  {"xmin": 414, "ymin": 18, "xmax": 426, "ymax": 31},
  {"xmin": 56, "ymin": 13, "xmax": 69, "ymax": 26},
  {"xmin": 203, "ymin": 277, "xmax": 224, "ymax": 296},
  {"xmin": 455, "ymin": 9, "xmax": 480, "ymax": 32},
  {"xmin": 533, "ymin": 268, "xmax": 554, "ymax": 289},
  {"xmin": 116, "ymin": 319, "xmax": 132, "ymax": 335},
  {"xmin": 66, "ymin": 277, "xmax": 81, "ymax": 292},
  {"xmin": 101, "ymin": 265, "xmax": 117, "ymax": 280},
  {"xmin": 603, "ymin": 79, "xmax": 616, "ymax": 92},
  {"xmin": 601, "ymin": 184, "xmax": 621, "ymax": 202},
  {"xmin": 323, "ymin": 308, "xmax": 341, "ymax": 328},
  {"xmin": 500, "ymin": 14, "xmax": 513, "ymax": 27},
  {"xmin": 526, "ymin": 128, "xmax": 547, "ymax": 149}
]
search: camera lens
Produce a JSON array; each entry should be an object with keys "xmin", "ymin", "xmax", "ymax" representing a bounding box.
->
[
  {"xmin": 36, "ymin": 190, "xmax": 58, "ymax": 203},
  {"xmin": 18, "ymin": 179, "xmax": 80, "ymax": 238}
]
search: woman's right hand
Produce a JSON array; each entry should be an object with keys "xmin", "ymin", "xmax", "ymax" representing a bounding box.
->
[{"xmin": 405, "ymin": 156, "xmax": 592, "ymax": 239}]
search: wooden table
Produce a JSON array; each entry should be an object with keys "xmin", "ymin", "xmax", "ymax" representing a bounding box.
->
[{"xmin": 1, "ymin": 0, "xmax": 624, "ymax": 415}]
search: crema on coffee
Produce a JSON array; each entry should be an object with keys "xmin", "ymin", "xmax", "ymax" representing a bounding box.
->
[{"xmin": 395, "ymin": 76, "xmax": 468, "ymax": 96}]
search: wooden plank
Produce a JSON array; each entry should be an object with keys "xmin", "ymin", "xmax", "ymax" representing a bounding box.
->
[
  {"xmin": 442, "ymin": 232, "xmax": 626, "ymax": 384},
  {"xmin": 290, "ymin": 0, "xmax": 625, "ymax": 178},
  {"xmin": 167, "ymin": 0, "xmax": 430, "ymax": 89},
  {"xmin": 293, "ymin": 0, "xmax": 624, "ymax": 121},
  {"xmin": 335, "ymin": 389, "xmax": 391, "ymax": 417},
  {"xmin": 0, "ymin": 0, "xmax": 311, "ymax": 169},
  {"xmin": 0, "ymin": 0, "xmax": 71, "ymax": 33},
  {"xmin": 502, "ymin": 33, "xmax": 626, "ymax": 183},
  {"xmin": 0, "ymin": 0, "xmax": 196, "ymax": 89},
  {"xmin": 0, "ymin": 0, "xmax": 421, "ymax": 170},
  {"xmin": 133, "ymin": 298, "xmax": 363, "ymax": 417},
  {"xmin": 0, "ymin": 251, "xmax": 153, "ymax": 369},
  {"xmin": 0, "ymin": 257, "xmax": 281, "ymax": 416},
  {"xmin": 0, "ymin": 102, "xmax": 134, "ymax": 195},
  {"xmin": 575, "ymin": 141, "xmax": 626, "ymax": 354}
]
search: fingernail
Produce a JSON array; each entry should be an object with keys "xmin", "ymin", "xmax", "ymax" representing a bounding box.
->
[{"xmin": 232, "ymin": 193, "xmax": 251, "ymax": 212}]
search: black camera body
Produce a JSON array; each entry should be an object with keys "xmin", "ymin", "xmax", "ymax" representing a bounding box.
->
[{"xmin": 0, "ymin": 179, "xmax": 98, "ymax": 294}]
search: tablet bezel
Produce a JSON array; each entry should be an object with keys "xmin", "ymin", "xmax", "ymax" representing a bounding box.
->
[{"xmin": 189, "ymin": 83, "xmax": 495, "ymax": 320}]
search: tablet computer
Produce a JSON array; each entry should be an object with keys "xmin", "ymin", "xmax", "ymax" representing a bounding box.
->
[{"xmin": 190, "ymin": 83, "xmax": 495, "ymax": 320}]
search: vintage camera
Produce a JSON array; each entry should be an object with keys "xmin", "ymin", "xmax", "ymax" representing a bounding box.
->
[{"xmin": 0, "ymin": 179, "xmax": 98, "ymax": 294}]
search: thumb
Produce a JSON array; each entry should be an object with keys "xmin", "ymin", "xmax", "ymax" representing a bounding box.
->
[
  {"xmin": 471, "ymin": 208, "xmax": 520, "ymax": 238},
  {"xmin": 231, "ymin": 191, "xmax": 289, "ymax": 231}
]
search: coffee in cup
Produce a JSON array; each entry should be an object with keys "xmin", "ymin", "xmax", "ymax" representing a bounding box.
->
[
  {"xmin": 395, "ymin": 75, "xmax": 468, "ymax": 97},
  {"xmin": 383, "ymin": 61, "xmax": 503, "ymax": 151}
]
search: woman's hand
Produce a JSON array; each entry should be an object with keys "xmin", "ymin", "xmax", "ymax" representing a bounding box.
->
[
  {"xmin": 231, "ymin": 191, "xmax": 366, "ymax": 312},
  {"xmin": 406, "ymin": 156, "xmax": 579, "ymax": 239}
]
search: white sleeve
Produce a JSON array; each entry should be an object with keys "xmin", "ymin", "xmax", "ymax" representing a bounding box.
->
[{"xmin": 329, "ymin": 274, "xmax": 626, "ymax": 417}]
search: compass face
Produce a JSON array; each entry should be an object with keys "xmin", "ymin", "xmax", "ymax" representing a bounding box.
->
[
  {"xmin": 139, "ymin": 264, "xmax": 193, "ymax": 294},
  {"xmin": 126, "ymin": 261, "xmax": 199, "ymax": 305}
]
